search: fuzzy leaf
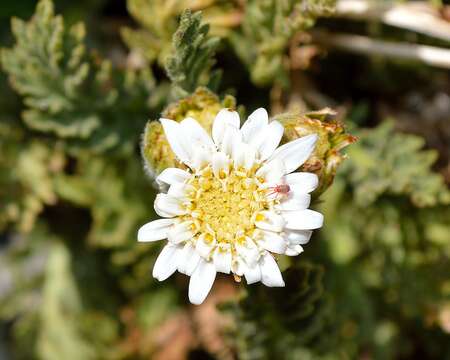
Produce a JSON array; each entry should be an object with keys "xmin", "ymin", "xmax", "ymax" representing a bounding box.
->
[
  {"xmin": 37, "ymin": 242, "xmax": 96, "ymax": 360},
  {"xmin": 1, "ymin": 0, "xmax": 101, "ymax": 138},
  {"xmin": 344, "ymin": 121, "xmax": 450, "ymax": 207},
  {"xmin": 229, "ymin": 0, "xmax": 336, "ymax": 86},
  {"xmin": 165, "ymin": 10, "xmax": 221, "ymax": 100},
  {"xmin": 1, "ymin": 0, "xmax": 153, "ymax": 152},
  {"xmin": 0, "ymin": 120, "xmax": 64, "ymax": 233}
]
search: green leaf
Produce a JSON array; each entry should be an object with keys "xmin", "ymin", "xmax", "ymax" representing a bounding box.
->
[
  {"xmin": 0, "ymin": 120, "xmax": 63, "ymax": 233},
  {"xmin": 1, "ymin": 0, "xmax": 100, "ymax": 138},
  {"xmin": 1, "ymin": 0, "xmax": 153, "ymax": 152},
  {"xmin": 344, "ymin": 121, "xmax": 450, "ymax": 207},
  {"xmin": 223, "ymin": 262, "xmax": 334, "ymax": 359},
  {"xmin": 121, "ymin": 0, "xmax": 181, "ymax": 65},
  {"xmin": 165, "ymin": 10, "xmax": 221, "ymax": 100},
  {"xmin": 54, "ymin": 154, "xmax": 154, "ymax": 248},
  {"xmin": 229, "ymin": 0, "xmax": 336, "ymax": 87},
  {"xmin": 37, "ymin": 242, "xmax": 96, "ymax": 360}
]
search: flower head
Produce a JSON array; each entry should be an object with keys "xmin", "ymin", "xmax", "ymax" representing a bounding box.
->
[{"xmin": 138, "ymin": 108, "xmax": 323, "ymax": 304}]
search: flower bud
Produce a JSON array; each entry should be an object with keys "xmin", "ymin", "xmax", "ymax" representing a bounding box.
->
[
  {"xmin": 275, "ymin": 108, "xmax": 356, "ymax": 197},
  {"xmin": 141, "ymin": 87, "xmax": 236, "ymax": 178}
]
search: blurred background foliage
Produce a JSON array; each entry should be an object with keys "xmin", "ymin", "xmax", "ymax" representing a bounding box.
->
[{"xmin": 0, "ymin": 0, "xmax": 449, "ymax": 359}]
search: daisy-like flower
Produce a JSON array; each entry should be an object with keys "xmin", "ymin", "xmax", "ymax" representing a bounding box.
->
[{"xmin": 138, "ymin": 108, "xmax": 323, "ymax": 305}]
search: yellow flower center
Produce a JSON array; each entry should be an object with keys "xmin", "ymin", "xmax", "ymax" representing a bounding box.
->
[{"xmin": 185, "ymin": 166, "xmax": 272, "ymax": 244}]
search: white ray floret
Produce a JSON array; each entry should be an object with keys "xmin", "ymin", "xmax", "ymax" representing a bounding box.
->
[{"xmin": 138, "ymin": 108, "xmax": 324, "ymax": 305}]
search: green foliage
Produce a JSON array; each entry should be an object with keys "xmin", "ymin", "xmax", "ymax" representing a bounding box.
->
[
  {"xmin": 121, "ymin": 0, "xmax": 240, "ymax": 66},
  {"xmin": 321, "ymin": 120, "xmax": 450, "ymax": 276},
  {"xmin": 0, "ymin": 120, "xmax": 62, "ymax": 232},
  {"xmin": 1, "ymin": 0, "xmax": 154, "ymax": 152},
  {"xmin": 165, "ymin": 10, "xmax": 221, "ymax": 100},
  {"xmin": 0, "ymin": 227, "xmax": 49, "ymax": 324},
  {"xmin": 224, "ymin": 262, "xmax": 334, "ymax": 360},
  {"xmin": 0, "ymin": 226, "xmax": 125, "ymax": 360},
  {"xmin": 121, "ymin": 0, "xmax": 336, "ymax": 88},
  {"xmin": 344, "ymin": 121, "xmax": 450, "ymax": 207},
  {"xmin": 37, "ymin": 242, "xmax": 96, "ymax": 360},
  {"xmin": 0, "ymin": 2, "xmax": 170, "ymax": 356},
  {"xmin": 0, "ymin": 227, "xmax": 51, "ymax": 359},
  {"xmin": 121, "ymin": 0, "xmax": 182, "ymax": 65},
  {"xmin": 54, "ymin": 154, "xmax": 154, "ymax": 248},
  {"xmin": 229, "ymin": 0, "xmax": 335, "ymax": 86},
  {"xmin": 315, "ymin": 120, "xmax": 450, "ymax": 359},
  {"xmin": 2, "ymin": 0, "xmax": 99, "ymax": 138}
]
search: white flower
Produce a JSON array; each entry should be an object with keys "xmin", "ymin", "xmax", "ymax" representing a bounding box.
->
[{"xmin": 138, "ymin": 108, "xmax": 323, "ymax": 305}]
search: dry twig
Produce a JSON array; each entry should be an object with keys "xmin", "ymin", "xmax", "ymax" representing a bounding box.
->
[
  {"xmin": 313, "ymin": 31, "xmax": 450, "ymax": 69},
  {"xmin": 335, "ymin": 0, "xmax": 450, "ymax": 42}
]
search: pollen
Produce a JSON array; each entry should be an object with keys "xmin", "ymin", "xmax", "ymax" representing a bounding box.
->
[
  {"xmin": 255, "ymin": 213, "xmax": 266, "ymax": 222},
  {"xmin": 185, "ymin": 165, "xmax": 272, "ymax": 244}
]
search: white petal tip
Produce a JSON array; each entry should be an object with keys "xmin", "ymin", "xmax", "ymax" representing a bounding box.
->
[
  {"xmin": 188, "ymin": 260, "xmax": 216, "ymax": 305},
  {"xmin": 188, "ymin": 291, "xmax": 206, "ymax": 305},
  {"xmin": 246, "ymin": 278, "xmax": 260, "ymax": 285},
  {"xmin": 305, "ymin": 133, "xmax": 318, "ymax": 144}
]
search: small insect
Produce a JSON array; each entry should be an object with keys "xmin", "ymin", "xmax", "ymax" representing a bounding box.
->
[{"xmin": 267, "ymin": 183, "xmax": 291, "ymax": 199}]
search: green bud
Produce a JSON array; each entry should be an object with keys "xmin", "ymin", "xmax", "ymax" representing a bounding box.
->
[
  {"xmin": 275, "ymin": 108, "xmax": 357, "ymax": 197},
  {"xmin": 141, "ymin": 87, "xmax": 236, "ymax": 178}
]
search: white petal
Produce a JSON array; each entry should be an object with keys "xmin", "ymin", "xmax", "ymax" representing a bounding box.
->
[
  {"xmin": 275, "ymin": 193, "xmax": 311, "ymax": 211},
  {"xmin": 180, "ymin": 117, "xmax": 215, "ymax": 150},
  {"xmin": 168, "ymin": 221, "xmax": 194, "ymax": 244},
  {"xmin": 152, "ymin": 244, "xmax": 180, "ymax": 281},
  {"xmin": 241, "ymin": 108, "xmax": 268, "ymax": 143},
  {"xmin": 220, "ymin": 125, "xmax": 242, "ymax": 158},
  {"xmin": 256, "ymin": 159, "xmax": 285, "ymax": 184},
  {"xmin": 285, "ymin": 172, "xmax": 319, "ymax": 193},
  {"xmin": 212, "ymin": 109, "xmax": 240, "ymax": 146},
  {"xmin": 156, "ymin": 168, "xmax": 191, "ymax": 187},
  {"xmin": 260, "ymin": 252, "xmax": 285, "ymax": 287},
  {"xmin": 244, "ymin": 263, "xmax": 262, "ymax": 284},
  {"xmin": 259, "ymin": 231, "xmax": 287, "ymax": 254},
  {"xmin": 283, "ymin": 209, "xmax": 324, "ymax": 230},
  {"xmin": 233, "ymin": 142, "xmax": 256, "ymax": 170},
  {"xmin": 285, "ymin": 244, "xmax": 304, "ymax": 256},
  {"xmin": 213, "ymin": 246, "xmax": 232, "ymax": 274},
  {"xmin": 235, "ymin": 237, "xmax": 260, "ymax": 267},
  {"xmin": 285, "ymin": 230, "xmax": 312, "ymax": 245},
  {"xmin": 160, "ymin": 118, "xmax": 192, "ymax": 165},
  {"xmin": 137, "ymin": 219, "xmax": 174, "ymax": 242},
  {"xmin": 178, "ymin": 242, "xmax": 201, "ymax": 275},
  {"xmin": 167, "ymin": 183, "xmax": 194, "ymax": 199},
  {"xmin": 154, "ymin": 194, "xmax": 187, "ymax": 217},
  {"xmin": 191, "ymin": 147, "xmax": 212, "ymax": 171},
  {"xmin": 195, "ymin": 234, "xmax": 216, "ymax": 258},
  {"xmin": 232, "ymin": 139, "xmax": 245, "ymax": 167},
  {"xmin": 255, "ymin": 211, "xmax": 285, "ymax": 232},
  {"xmin": 188, "ymin": 260, "xmax": 217, "ymax": 305},
  {"xmin": 252, "ymin": 121, "xmax": 284, "ymax": 161},
  {"xmin": 232, "ymin": 257, "xmax": 245, "ymax": 276},
  {"xmin": 266, "ymin": 134, "xmax": 318, "ymax": 174},
  {"xmin": 212, "ymin": 151, "xmax": 230, "ymax": 178}
]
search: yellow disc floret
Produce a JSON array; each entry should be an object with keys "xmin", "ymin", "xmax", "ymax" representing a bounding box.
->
[{"xmin": 184, "ymin": 165, "xmax": 274, "ymax": 245}]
